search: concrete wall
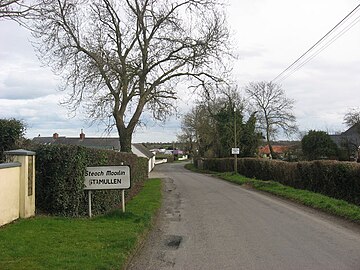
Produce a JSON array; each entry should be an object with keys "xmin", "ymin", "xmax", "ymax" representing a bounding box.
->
[
  {"xmin": 155, "ymin": 158, "xmax": 167, "ymax": 165},
  {"xmin": 0, "ymin": 150, "xmax": 36, "ymax": 227},
  {"xmin": 0, "ymin": 163, "xmax": 21, "ymax": 227}
]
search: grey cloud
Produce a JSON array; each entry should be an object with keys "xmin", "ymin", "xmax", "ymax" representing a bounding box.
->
[{"xmin": 0, "ymin": 71, "xmax": 58, "ymax": 99}]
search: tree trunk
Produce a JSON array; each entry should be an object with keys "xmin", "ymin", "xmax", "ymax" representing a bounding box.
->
[
  {"xmin": 268, "ymin": 141, "xmax": 276, "ymax": 159},
  {"xmin": 117, "ymin": 125, "xmax": 133, "ymax": 153},
  {"xmin": 266, "ymin": 127, "xmax": 277, "ymax": 159}
]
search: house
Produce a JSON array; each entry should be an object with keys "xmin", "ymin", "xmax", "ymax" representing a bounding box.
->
[
  {"xmin": 33, "ymin": 131, "xmax": 121, "ymax": 150},
  {"xmin": 131, "ymin": 143, "xmax": 155, "ymax": 172},
  {"xmin": 33, "ymin": 131, "xmax": 155, "ymax": 172},
  {"xmin": 330, "ymin": 123, "xmax": 360, "ymax": 160},
  {"xmin": 258, "ymin": 145, "xmax": 290, "ymax": 159},
  {"xmin": 173, "ymin": 149, "xmax": 184, "ymax": 156},
  {"xmin": 258, "ymin": 141, "xmax": 301, "ymax": 160}
]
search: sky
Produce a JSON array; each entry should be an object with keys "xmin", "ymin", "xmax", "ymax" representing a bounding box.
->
[{"xmin": 0, "ymin": 0, "xmax": 359, "ymax": 142}]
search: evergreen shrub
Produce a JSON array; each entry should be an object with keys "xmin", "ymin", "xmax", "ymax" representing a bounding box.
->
[{"xmin": 33, "ymin": 144, "xmax": 148, "ymax": 216}]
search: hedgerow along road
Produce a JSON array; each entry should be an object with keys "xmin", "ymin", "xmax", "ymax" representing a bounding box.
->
[{"xmin": 127, "ymin": 162, "xmax": 360, "ymax": 270}]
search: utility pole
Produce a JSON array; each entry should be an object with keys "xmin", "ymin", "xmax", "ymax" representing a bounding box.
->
[{"xmin": 234, "ymin": 106, "xmax": 237, "ymax": 173}]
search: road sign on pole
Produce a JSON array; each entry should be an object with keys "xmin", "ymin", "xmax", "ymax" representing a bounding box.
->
[{"xmin": 84, "ymin": 165, "xmax": 131, "ymax": 217}]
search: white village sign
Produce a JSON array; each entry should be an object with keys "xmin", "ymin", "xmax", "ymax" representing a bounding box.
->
[
  {"xmin": 84, "ymin": 166, "xmax": 131, "ymax": 190},
  {"xmin": 84, "ymin": 166, "xmax": 131, "ymax": 217}
]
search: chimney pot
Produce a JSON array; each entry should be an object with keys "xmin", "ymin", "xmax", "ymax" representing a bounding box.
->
[{"xmin": 80, "ymin": 130, "xmax": 85, "ymax": 140}]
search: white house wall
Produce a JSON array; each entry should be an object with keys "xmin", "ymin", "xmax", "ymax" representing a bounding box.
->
[{"xmin": 131, "ymin": 145, "xmax": 154, "ymax": 173}]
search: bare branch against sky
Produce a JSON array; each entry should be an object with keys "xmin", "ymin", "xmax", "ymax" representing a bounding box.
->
[
  {"xmin": 0, "ymin": 0, "xmax": 359, "ymax": 142},
  {"xmin": 245, "ymin": 81, "xmax": 298, "ymax": 158},
  {"xmin": 29, "ymin": 0, "xmax": 231, "ymax": 151}
]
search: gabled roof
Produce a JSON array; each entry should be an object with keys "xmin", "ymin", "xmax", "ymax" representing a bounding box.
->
[
  {"xmin": 342, "ymin": 123, "xmax": 360, "ymax": 136},
  {"xmin": 132, "ymin": 143, "xmax": 154, "ymax": 158},
  {"xmin": 330, "ymin": 123, "xmax": 360, "ymax": 148},
  {"xmin": 33, "ymin": 134, "xmax": 154, "ymax": 157},
  {"xmin": 258, "ymin": 145, "xmax": 290, "ymax": 155},
  {"xmin": 33, "ymin": 136, "xmax": 120, "ymax": 150}
]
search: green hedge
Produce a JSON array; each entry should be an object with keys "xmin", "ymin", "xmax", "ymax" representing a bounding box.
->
[
  {"xmin": 155, "ymin": 154, "xmax": 175, "ymax": 163},
  {"xmin": 199, "ymin": 158, "xmax": 360, "ymax": 206},
  {"xmin": 33, "ymin": 144, "xmax": 148, "ymax": 217}
]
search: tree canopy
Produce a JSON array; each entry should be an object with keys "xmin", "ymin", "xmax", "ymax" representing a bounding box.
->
[
  {"xmin": 0, "ymin": 0, "xmax": 34, "ymax": 20},
  {"xmin": 178, "ymin": 89, "xmax": 260, "ymax": 158},
  {"xmin": 301, "ymin": 130, "xmax": 338, "ymax": 161},
  {"xmin": 245, "ymin": 81, "xmax": 297, "ymax": 159},
  {"xmin": 30, "ymin": 0, "xmax": 231, "ymax": 152},
  {"xmin": 0, "ymin": 118, "xmax": 26, "ymax": 162},
  {"xmin": 344, "ymin": 107, "xmax": 360, "ymax": 128}
]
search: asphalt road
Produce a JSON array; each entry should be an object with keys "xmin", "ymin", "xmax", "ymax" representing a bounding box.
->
[{"xmin": 127, "ymin": 162, "xmax": 360, "ymax": 270}]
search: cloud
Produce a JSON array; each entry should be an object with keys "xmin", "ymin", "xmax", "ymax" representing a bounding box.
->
[
  {"xmin": 133, "ymin": 124, "xmax": 179, "ymax": 143},
  {"xmin": 0, "ymin": 70, "xmax": 58, "ymax": 99},
  {"xmin": 0, "ymin": 94, "xmax": 82, "ymax": 137},
  {"xmin": 1, "ymin": 0, "xmax": 360, "ymax": 143},
  {"xmin": 0, "ymin": 20, "xmax": 59, "ymax": 100}
]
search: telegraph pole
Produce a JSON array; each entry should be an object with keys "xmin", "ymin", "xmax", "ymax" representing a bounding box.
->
[{"xmin": 234, "ymin": 107, "xmax": 237, "ymax": 173}]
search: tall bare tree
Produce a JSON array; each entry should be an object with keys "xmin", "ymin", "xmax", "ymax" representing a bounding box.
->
[
  {"xmin": 30, "ymin": 0, "xmax": 230, "ymax": 152},
  {"xmin": 0, "ymin": 0, "xmax": 33, "ymax": 19},
  {"xmin": 177, "ymin": 106, "xmax": 204, "ymax": 156},
  {"xmin": 344, "ymin": 107, "xmax": 360, "ymax": 128},
  {"xmin": 245, "ymin": 81, "xmax": 297, "ymax": 158}
]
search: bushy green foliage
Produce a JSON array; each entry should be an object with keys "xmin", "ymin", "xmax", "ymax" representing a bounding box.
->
[
  {"xmin": 0, "ymin": 118, "xmax": 26, "ymax": 162},
  {"xmin": 213, "ymin": 105, "xmax": 241, "ymax": 157},
  {"xmin": 213, "ymin": 106, "xmax": 260, "ymax": 158},
  {"xmin": 301, "ymin": 130, "xmax": 339, "ymax": 160},
  {"xmin": 33, "ymin": 144, "xmax": 148, "ymax": 216},
  {"xmin": 155, "ymin": 153, "xmax": 174, "ymax": 163},
  {"xmin": 178, "ymin": 98, "xmax": 260, "ymax": 159},
  {"xmin": 201, "ymin": 158, "xmax": 360, "ymax": 206},
  {"xmin": 239, "ymin": 112, "xmax": 261, "ymax": 157}
]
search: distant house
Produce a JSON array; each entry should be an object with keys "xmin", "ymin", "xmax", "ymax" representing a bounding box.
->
[
  {"xmin": 33, "ymin": 131, "xmax": 155, "ymax": 172},
  {"xmin": 330, "ymin": 123, "xmax": 360, "ymax": 159},
  {"xmin": 258, "ymin": 145, "xmax": 290, "ymax": 159},
  {"xmin": 173, "ymin": 149, "xmax": 184, "ymax": 155},
  {"xmin": 131, "ymin": 144, "xmax": 155, "ymax": 172},
  {"xmin": 33, "ymin": 131, "xmax": 120, "ymax": 150},
  {"xmin": 150, "ymin": 148, "xmax": 166, "ymax": 154}
]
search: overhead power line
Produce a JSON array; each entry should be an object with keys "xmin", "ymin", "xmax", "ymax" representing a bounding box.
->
[
  {"xmin": 272, "ymin": 3, "xmax": 360, "ymax": 84},
  {"xmin": 276, "ymin": 13, "xmax": 360, "ymax": 83}
]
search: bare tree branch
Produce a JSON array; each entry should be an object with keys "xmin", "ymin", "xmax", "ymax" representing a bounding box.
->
[
  {"xmin": 245, "ymin": 81, "xmax": 298, "ymax": 158},
  {"xmin": 0, "ymin": 0, "xmax": 31, "ymax": 19},
  {"xmin": 344, "ymin": 107, "xmax": 360, "ymax": 128},
  {"xmin": 29, "ymin": 0, "xmax": 231, "ymax": 151}
]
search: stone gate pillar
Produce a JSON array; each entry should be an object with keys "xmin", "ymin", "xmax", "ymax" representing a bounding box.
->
[{"xmin": 5, "ymin": 149, "xmax": 36, "ymax": 218}]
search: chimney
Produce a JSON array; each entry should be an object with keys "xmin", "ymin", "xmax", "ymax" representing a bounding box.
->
[
  {"xmin": 53, "ymin": 133, "xmax": 59, "ymax": 139},
  {"xmin": 80, "ymin": 129, "xmax": 85, "ymax": 140}
]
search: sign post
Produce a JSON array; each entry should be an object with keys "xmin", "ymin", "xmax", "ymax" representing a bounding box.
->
[
  {"xmin": 232, "ymin": 148, "xmax": 239, "ymax": 173},
  {"xmin": 84, "ymin": 165, "xmax": 131, "ymax": 217},
  {"xmin": 233, "ymin": 107, "xmax": 238, "ymax": 173},
  {"xmin": 88, "ymin": 190, "xmax": 92, "ymax": 218},
  {"xmin": 122, "ymin": 190, "xmax": 125, "ymax": 212}
]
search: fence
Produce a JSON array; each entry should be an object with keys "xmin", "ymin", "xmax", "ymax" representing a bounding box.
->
[{"xmin": 0, "ymin": 149, "xmax": 35, "ymax": 226}]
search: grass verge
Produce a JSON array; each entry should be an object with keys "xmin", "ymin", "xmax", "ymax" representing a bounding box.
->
[
  {"xmin": 185, "ymin": 164, "xmax": 360, "ymax": 223},
  {"xmin": 0, "ymin": 178, "xmax": 162, "ymax": 270}
]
